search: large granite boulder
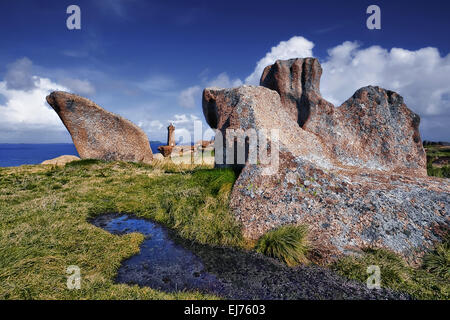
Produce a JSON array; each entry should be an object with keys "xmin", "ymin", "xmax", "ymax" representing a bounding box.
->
[
  {"xmin": 203, "ymin": 59, "xmax": 449, "ymax": 264},
  {"xmin": 46, "ymin": 91, "xmax": 153, "ymax": 163},
  {"xmin": 261, "ymin": 58, "xmax": 426, "ymax": 176}
]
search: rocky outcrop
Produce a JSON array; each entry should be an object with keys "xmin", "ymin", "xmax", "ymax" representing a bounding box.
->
[
  {"xmin": 41, "ymin": 155, "xmax": 80, "ymax": 166},
  {"xmin": 158, "ymin": 146, "xmax": 173, "ymax": 157},
  {"xmin": 260, "ymin": 58, "xmax": 426, "ymax": 176},
  {"xmin": 203, "ymin": 59, "xmax": 449, "ymax": 264},
  {"xmin": 46, "ymin": 91, "xmax": 153, "ymax": 163}
]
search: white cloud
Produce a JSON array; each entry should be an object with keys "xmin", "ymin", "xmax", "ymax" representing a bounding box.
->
[
  {"xmin": 178, "ymin": 85, "xmax": 201, "ymax": 108},
  {"xmin": 242, "ymin": 36, "xmax": 450, "ymax": 140},
  {"xmin": 245, "ymin": 36, "xmax": 315, "ymax": 84},
  {"xmin": 174, "ymin": 127, "xmax": 191, "ymax": 144},
  {"xmin": 208, "ymin": 72, "xmax": 243, "ymax": 88},
  {"xmin": 320, "ymin": 42, "xmax": 450, "ymax": 120},
  {"xmin": 178, "ymin": 72, "xmax": 242, "ymax": 109},
  {"xmin": 60, "ymin": 78, "xmax": 96, "ymax": 96},
  {"xmin": 0, "ymin": 58, "xmax": 105, "ymax": 142},
  {"xmin": 4, "ymin": 57, "xmax": 37, "ymax": 91},
  {"xmin": 0, "ymin": 77, "xmax": 67, "ymax": 128},
  {"xmin": 170, "ymin": 114, "xmax": 200, "ymax": 125},
  {"xmin": 137, "ymin": 119, "xmax": 164, "ymax": 132}
]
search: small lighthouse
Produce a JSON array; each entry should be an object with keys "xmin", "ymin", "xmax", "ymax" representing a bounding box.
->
[{"xmin": 167, "ymin": 123, "xmax": 175, "ymax": 147}]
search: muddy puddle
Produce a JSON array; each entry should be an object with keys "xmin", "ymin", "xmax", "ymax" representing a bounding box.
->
[{"xmin": 90, "ymin": 213, "xmax": 410, "ymax": 300}]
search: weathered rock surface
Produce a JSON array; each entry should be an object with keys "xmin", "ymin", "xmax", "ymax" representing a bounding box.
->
[
  {"xmin": 41, "ymin": 155, "xmax": 80, "ymax": 166},
  {"xmin": 153, "ymin": 153, "xmax": 165, "ymax": 161},
  {"xmin": 261, "ymin": 58, "xmax": 426, "ymax": 176},
  {"xmin": 157, "ymin": 145, "xmax": 173, "ymax": 157},
  {"xmin": 46, "ymin": 91, "xmax": 153, "ymax": 163},
  {"xmin": 203, "ymin": 59, "xmax": 450, "ymax": 264}
]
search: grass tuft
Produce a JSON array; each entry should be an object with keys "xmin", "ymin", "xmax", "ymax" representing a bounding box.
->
[
  {"xmin": 332, "ymin": 245, "xmax": 449, "ymax": 299},
  {"xmin": 422, "ymin": 236, "xmax": 450, "ymax": 280},
  {"xmin": 256, "ymin": 225, "xmax": 309, "ymax": 267}
]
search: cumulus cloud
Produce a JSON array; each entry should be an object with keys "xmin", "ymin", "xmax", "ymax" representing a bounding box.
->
[
  {"xmin": 169, "ymin": 113, "xmax": 200, "ymax": 125},
  {"xmin": 178, "ymin": 85, "xmax": 201, "ymax": 108},
  {"xmin": 137, "ymin": 119, "xmax": 164, "ymax": 131},
  {"xmin": 245, "ymin": 36, "xmax": 315, "ymax": 84},
  {"xmin": 242, "ymin": 36, "xmax": 449, "ymax": 140},
  {"xmin": 0, "ymin": 77, "xmax": 67, "ymax": 128},
  {"xmin": 320, "ymin": 42, "xmax": 450, "ymax": 116},
  {"xmin": 0, "ymin": 57, "xmax": 103, "ymax": 142},
  {"xmin": 4, "ymin": 57, "xmax": 37, "ymax": 91},
  {"xmin": 167, "ymin": 114, "xmax": 205, "ymax": 144},
  {"xmin": 208, "ymin": 72, "xmax": 243, "ymax": 88},
  {"xmin": 178, "ymin": 72, "xmax": 242, "ymax": 109},
  {"xmin": 319, "ymin": 41, "xmax": 450, "ymax": 140},
  {"xmin": 60, "ymin": 78, "xmax": 96, "ymax": 96}
]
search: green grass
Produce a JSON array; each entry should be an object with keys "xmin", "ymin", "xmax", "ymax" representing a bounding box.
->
[
  {"xmin": 424, "ymin": 144, "xmax": 450, "ymax": 158},
  {"xmin": 422, "ymin": 236, "xmax": 450, "ymax": 279},
  {"xmin": 332, "ymin": 244, "xmax": 450, "ymax": 300},
  {"xmin": 427, "ymin": 163, "xmax": 450, "ymax": 178},
  {"xmin": 255, "ymin": 225, "xmax": 309, "ymax": 267},
  {"xmin": 0, "ymin": 160, "xmax": 240, "ymax": 299},
  {"xmin": 425, "ymin": 145, "xmax": 450, "ymax": 178},
  {"xmin": 1, "ymin": 158, "xmax": 448, "ymax": 300}
]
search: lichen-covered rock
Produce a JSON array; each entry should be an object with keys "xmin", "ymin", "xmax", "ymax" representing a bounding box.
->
[
  {"xmin": 261, "ymin": 58, "xmax": 426, "ymax": 176},
  {"xmin": 203, "ymin": 60, "xmax": 449, "ymax": 264},
  {"xmin": 231, "ymin": 156, "xmax": 449, "ymax": 264},
  {"xmin": 46, "ymin": 91, "xmax": 153, "ymax": 163}
]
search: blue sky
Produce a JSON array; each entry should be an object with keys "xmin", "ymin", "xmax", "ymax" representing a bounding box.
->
[{"xmin": 0, "ymin": 0, "xmax": 449, "ymax": 143}]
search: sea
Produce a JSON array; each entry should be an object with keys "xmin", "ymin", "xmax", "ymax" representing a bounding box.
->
[{"xmin": 0, "ymin": 142, "xmax": 164, "ymax": 167}]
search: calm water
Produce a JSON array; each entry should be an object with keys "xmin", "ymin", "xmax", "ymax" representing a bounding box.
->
[
  {"xmin": 0, "ymin": 142, "xmax": 163, "ymax": 167},
  {"xmin": 90, "ymin": 214, "xmax": 225, "ymax": 294},
  {"xmin": 0, "ymin": 144, "xmax": 79, "ymax": 167},
  {"xmin": 90, "ymin": 213, "xmax": 408, "ymax": 299}
]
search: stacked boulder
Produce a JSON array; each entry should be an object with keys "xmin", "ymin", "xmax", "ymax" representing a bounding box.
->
[{"xmin": 203, "ymin": 58, "xmax": 449, "ymax": 264}]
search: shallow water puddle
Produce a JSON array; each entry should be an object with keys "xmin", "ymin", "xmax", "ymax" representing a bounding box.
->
[
  {"xmin": 90, "ymin": 213, "xmax": 409, "ymax": 300},
  {"xmin": 90, "ymin": 214, "xmax": 225, "ymax": 293}
]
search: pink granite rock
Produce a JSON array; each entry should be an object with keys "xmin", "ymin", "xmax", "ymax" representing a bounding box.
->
[
  {"xmin": 46, "ymin": 91, "xmax": 153, "ymax": 163},
  {"xmin": 203, "ymin": 60, "xmax": 449, "ymax": 264},
  {"xmin": 261, "ymin": 58, "xmax": 426, "ymax": 176}
]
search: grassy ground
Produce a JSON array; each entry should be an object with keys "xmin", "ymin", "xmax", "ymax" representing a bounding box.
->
[
  {"xmin": 425, "ymin": 144, "xmax": 450, "ymax": 178},
  {"xmin": 332, "ymin": 246, "xmax": 449, "ymax": 300},
  {"xmin": 0, "ymin": 160, "xmax": 239, "ymax": 299},
  {"xmin": 0, "ymin": 157, "xmax": 448, "ymax": 300}
]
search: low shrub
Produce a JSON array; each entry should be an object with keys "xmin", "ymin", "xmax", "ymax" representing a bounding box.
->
[{"xmin": 256, "ymin": 225, "xmax": 309, "ymax": 267}]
